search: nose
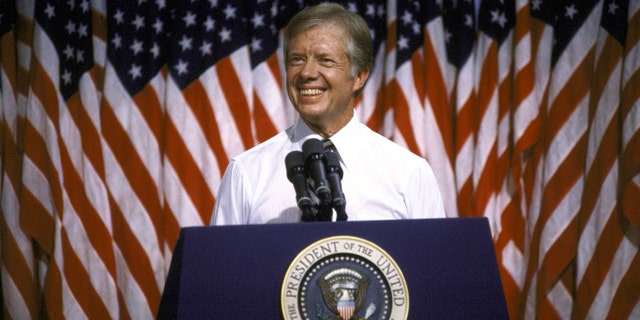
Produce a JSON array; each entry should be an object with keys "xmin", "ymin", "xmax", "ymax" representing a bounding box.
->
[{"xmin": 299, "ymin": 59, "xmax": 319, "ymax": 80}]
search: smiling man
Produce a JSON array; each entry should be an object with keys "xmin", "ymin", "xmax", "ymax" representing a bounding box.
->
[{"xmin": 211, "ymin": 3, "xmax": 445, "ymax": 225}]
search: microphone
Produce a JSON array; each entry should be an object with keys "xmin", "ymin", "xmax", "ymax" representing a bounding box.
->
[
  {"xmin": 285, "ymin": 151, "xmax": 316, "ymax": 222},
  {"xmin": 325, "ymin": 150, "xmax": 348, "ymax": 221},
  {"xmin": 302, "ymin": 139, "xmax": 332, "ymax": 206}
]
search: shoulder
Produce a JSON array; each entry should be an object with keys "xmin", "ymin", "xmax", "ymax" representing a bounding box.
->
[
  {"xmin": 232, "ymin": 130, "xmax": 290, "ymax": 166},
  {"xmin": 358, "ymin": 124, "xmax": 426, "ymax": 164}
]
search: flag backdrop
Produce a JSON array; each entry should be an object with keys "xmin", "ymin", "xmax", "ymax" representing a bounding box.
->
[{"xmin": 1, "ymin": 0, "xmax": 639, "ymax": 319}]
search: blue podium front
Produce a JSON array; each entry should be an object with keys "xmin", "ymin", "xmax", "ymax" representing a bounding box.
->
[{"xmin": 158, "ymin": 218, "xmax": 508, "ymax": 319}]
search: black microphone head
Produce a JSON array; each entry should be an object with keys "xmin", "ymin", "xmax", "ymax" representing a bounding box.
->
[
  {"xmin": 285, "ymin": 151, "xmax": 305, "ymax": 181},
  {"xmin": 301, "ymin": 138, "xmax": 324, "ymax": 159},
  {"xmin": 325, "ymin": 150, "xmax": 343, "ymax": 178}
]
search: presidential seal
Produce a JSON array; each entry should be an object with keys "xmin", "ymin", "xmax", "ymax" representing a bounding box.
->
[{"xmin": 281, "ymin": 236, "xmax": 409, "ymax": 320}]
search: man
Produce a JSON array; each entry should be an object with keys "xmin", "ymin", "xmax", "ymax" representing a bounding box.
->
[{"xmin": 211, "ymin": 3, "xmax": 445, "ymax": 225}]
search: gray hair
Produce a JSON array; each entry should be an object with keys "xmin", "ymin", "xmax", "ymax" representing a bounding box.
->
[{"xmin": 283, "ymin": 2, "xmax": 373, "ymax": 77}]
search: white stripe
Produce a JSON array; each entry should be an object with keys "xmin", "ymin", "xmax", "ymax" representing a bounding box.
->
[
  {"xmin": 539, "ymin": 177, "xmax": 582, "ymax": 260},
  {"xmin": 60, "ymin": 191, "xmax": 118, "ymax": 318},
  {"xmin": 166, "ymin": 77, "xmax": 222, "ymax": 194},
  {"xmin": 543, "ymin": 97, "xmax": 588, "ymax": 184},
  {"xmin": 586, "ymin": 228, "xmax": 639, "ymax": 319},
  {"xmin": 358, "ymin": 43, "xmax": 385, "ymax": 124},
  {"xmin": 576, "ymin": 164, "xmax": 617, "ymax": 284},
  {"xmin": 424, "ymin": 98, "xmax": 457, "ymax": 217},
  {"xmin": 548, "ymin": 5, "xmax": 601, "ymax": 102},
  {"xmin": 396, "ymin": 59, "xmax": 427, "ymax": 155},
  {"xmin": 103, "ymin": 65, "xmax": 163, "ymax": 193},
  {"xmin": 547, "ymin": 279, "xmax": 572, "ymax": 320},
  {"xmin": 357, "ymin": 44, "xmax": 385, "ymax": 123},
  {"xmin": 502, "ymin": 240, "xmax": 525, "ymax": 289},
  {"xmin": 203, "ymin": 65, "xmax": 245, "ymax": 159},
  {"xmin": 163, "ymin": 161, "xmax": 206, "ymax": 226},
  {"xmin": 252, "ymin": 61, "xmax": 294, "ymax": 132},
  {"xmin": 426, "ymin": 17, "xmax": 456, "ymax": 95},
  {"xmin": 114, "ymin": 245, "xmax": 155, "ymax": 319}
]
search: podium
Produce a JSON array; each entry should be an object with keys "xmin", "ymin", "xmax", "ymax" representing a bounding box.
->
[{"xmin": 158, "ymin": 218, "xmax": 508, "ymax": 319}]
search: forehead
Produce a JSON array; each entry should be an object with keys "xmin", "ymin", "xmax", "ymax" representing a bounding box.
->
[{"xmin": 288, "ymin": 24, "xmax": 348, "ymax": 54}]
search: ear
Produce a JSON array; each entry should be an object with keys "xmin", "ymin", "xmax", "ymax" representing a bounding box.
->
[{"xmin": 352, "ymin": 69, "xmax": 370, "ymax": 93}]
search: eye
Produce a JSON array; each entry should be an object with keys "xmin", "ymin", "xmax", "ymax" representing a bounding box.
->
[{"xmin": 288, "ymin": 56, "xmax": 304, "ymax": 66}]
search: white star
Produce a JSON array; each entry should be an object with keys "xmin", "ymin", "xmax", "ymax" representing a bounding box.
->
[
  {"xmin": 491, "ymin": 9, "xmax": 507, "ymax": 28},
  {"xmin": 252, "ymin": 13, "xmax": 265, "ymax": 28},
  {"xmin": 130, "ymin": 39, "xmax": 143, "ymax": 55},
  {"xmin": 219, "ymin": 27, "xmax": 232, "ymax": 42},
  {"xmin": 366, "ymin": 4, "xmax": 375, "ymax": 17},
  {"xmin": 398, "ymin": 35, "xmax": 409, "ymax": 50},
  {"xmin": 129, "ymin": 64, "xmax": 142, "ymax": 79},
  {"xmin": 208, "ymin": 0, "xmax": 218, "ymax": 8},
  {"xmin": 65, "ymin": 21, "xmax": 77, "ymax": 35},
  {"xmin": 224, "ymin": 4, "xmax": 237, "ymax": 19},
  {"xmin": 64, "ymin": 44, "xmax": 75, "ymax": 60},
  {"xmin": 114, "ymin": 10, "xmax": 124, "ymax": 24},
  {"xmin": 62, "ymin": 69, "xmax": 72, "ymax": 84},
  {"xmin": 412, "ymin": 22, "xmax": 420, "ymax": 34},
  {"xmin": 174, "ymin": 59, "xmax": 189, "ymax": 75},
  {"xmin": 153, "ymin": 18, "xmax": 163, "ymax": 34},
  {"xmin": 565, "ymin": 4, "xmax": 578, "ymax": 20},
  {"xmin": 78, "ymin": 24, "xmax": 89, "ymax": 38},
  {"xmin": 183, "ymin": 11, "xmax": 197, "ymax": 27},
  {"xmin": 531, "ymin": 0, "xmax": 542, "ymax": 11},
  {"xmin": 80, "ymin": 0, "xmax": 89, "ymax": 12},
  {"xmin": 45, "ymin": 4, "xmax": 55, "ymax": 18},
  {"xmin": 401, "ymin": 10, "xmax": 413, "ymax": 25},
  {"xmin": 251, "ymin": 38, "xmax": 262, "ymax": 52},
  {"xmin": 67, "ymin": 0, "xmax": 75, "ymax": 10},
  {"xmin": 465, "ymin": 14, "xmax": 473, "ymax": 27},
  {"xmin": 150, "ymin": 43, "xmax": 160, "ymax": 58},
  {"xmin": 347, "ymin": 2, "xmax": 357, "ymax": 13},
  {"xmin": 204, "ymin": 16, "xmax": 215, "ymax": 31},
  {"xmin": 112, "ymin": 34, "xmax": 122, "ymax": 49},
  {"xmin": 76, "ymin": 49, "xmax": 84, "ymax": 63},
  {"xmin": 132, "ymin": 15, "xmax": 145, "ymax": 30},
  {"xmin": 156, "ymin": 0, "xmax": 166, "ymax": 10},
  {"xmin": 608, "ymin": 1, "xmax": 619, "ymax": 14},
  {"xmin": 179, "ymin": 35, "xmax": 193, "ymax": 51},
  {"xmin": 200, "ymin": 41, "xmax": 212, "ymax": 56}
]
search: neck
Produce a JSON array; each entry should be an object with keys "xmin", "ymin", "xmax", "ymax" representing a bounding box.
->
[{"xmin": 302, "ymin": 108, "xmax": 354, "ymax": 138}]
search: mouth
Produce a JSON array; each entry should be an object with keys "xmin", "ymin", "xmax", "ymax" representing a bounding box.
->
[{"xmin": 299, "ymin": 88, "xmax": 325, "ymax": 96}]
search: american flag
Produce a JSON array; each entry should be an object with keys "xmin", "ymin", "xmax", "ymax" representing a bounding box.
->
[{"xmin": 1, "ymin": 0, "xmax": 639, "ymax": 319}]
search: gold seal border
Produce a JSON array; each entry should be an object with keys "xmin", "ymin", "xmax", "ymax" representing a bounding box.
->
[{"xmin": 280, "ymin": 235, "xmax": 409, "ymax": 319}]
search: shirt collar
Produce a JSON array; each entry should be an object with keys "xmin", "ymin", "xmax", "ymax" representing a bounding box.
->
[{"xmin": 288, "ymin": 112, "xmax": 363, "ymax": 171}]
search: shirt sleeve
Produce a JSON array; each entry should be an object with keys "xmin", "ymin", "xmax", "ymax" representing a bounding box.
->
[
  {"xmin": 210, "ymin": 159, "xmax": 250, "ymax": 225},
  {"xmin": 405, "ymin": 160, "xmax": 446, "ymax": 219}
]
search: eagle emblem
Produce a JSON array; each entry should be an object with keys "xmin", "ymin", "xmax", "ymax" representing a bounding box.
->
[{"xmin": 317, "ymin": 267, "xmax": 371, "ymax": 320}]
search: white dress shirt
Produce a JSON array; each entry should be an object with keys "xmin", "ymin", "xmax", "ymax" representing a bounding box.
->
[{"xmin": 211, "ymin": 114, "xmax": 445, "ymax": 225}]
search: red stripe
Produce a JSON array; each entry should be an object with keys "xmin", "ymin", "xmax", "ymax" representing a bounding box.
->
[
  {"xmin": 183, "ymin": 80, "xmax": 230, "ymax": 176},
  {"xmin": 109, "ymin": 193, "xmax": 161, "ymax": 315},
  {"xmin": 423, "ymin": 33, "xmax": 453, "ymax": 161},
  {"xmin": 253, "ymin": 90, "xmax": 278, "ymax": 142},
  {"xmin": 388, "ymin": 79, "xmax": 420, "ymax": 155},
  {"xmin": 100, "ymin": 99, "xmax": 163, "ymax": 247},
  {"xmin": 216, "ymin": 57, "xmax": 255, "ymax": 150},
  {"xmin": 60, "ymin": 228, "xmax": 112, "ymax": 318},
  {"xmin": 164, "ymin": 118, "xmax": 215, "ymax": 223},
  {"xmin": 606, "ymin": 251, "xmax": 640, "ymax": 319}
]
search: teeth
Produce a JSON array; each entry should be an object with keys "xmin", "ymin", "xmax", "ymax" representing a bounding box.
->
[{"xmin": 300, "ymin": 89, "xmax": 324, "ymax": 96}]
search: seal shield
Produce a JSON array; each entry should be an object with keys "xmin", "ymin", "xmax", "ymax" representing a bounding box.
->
[{"xmin": 281, "ymin": 236, "xmax": 409, "ymax": 320}]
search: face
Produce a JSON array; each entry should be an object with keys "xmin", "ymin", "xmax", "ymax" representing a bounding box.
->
[{"xmin": 286, "ymin": 24, "xmax": 368, "ymax": 134}]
